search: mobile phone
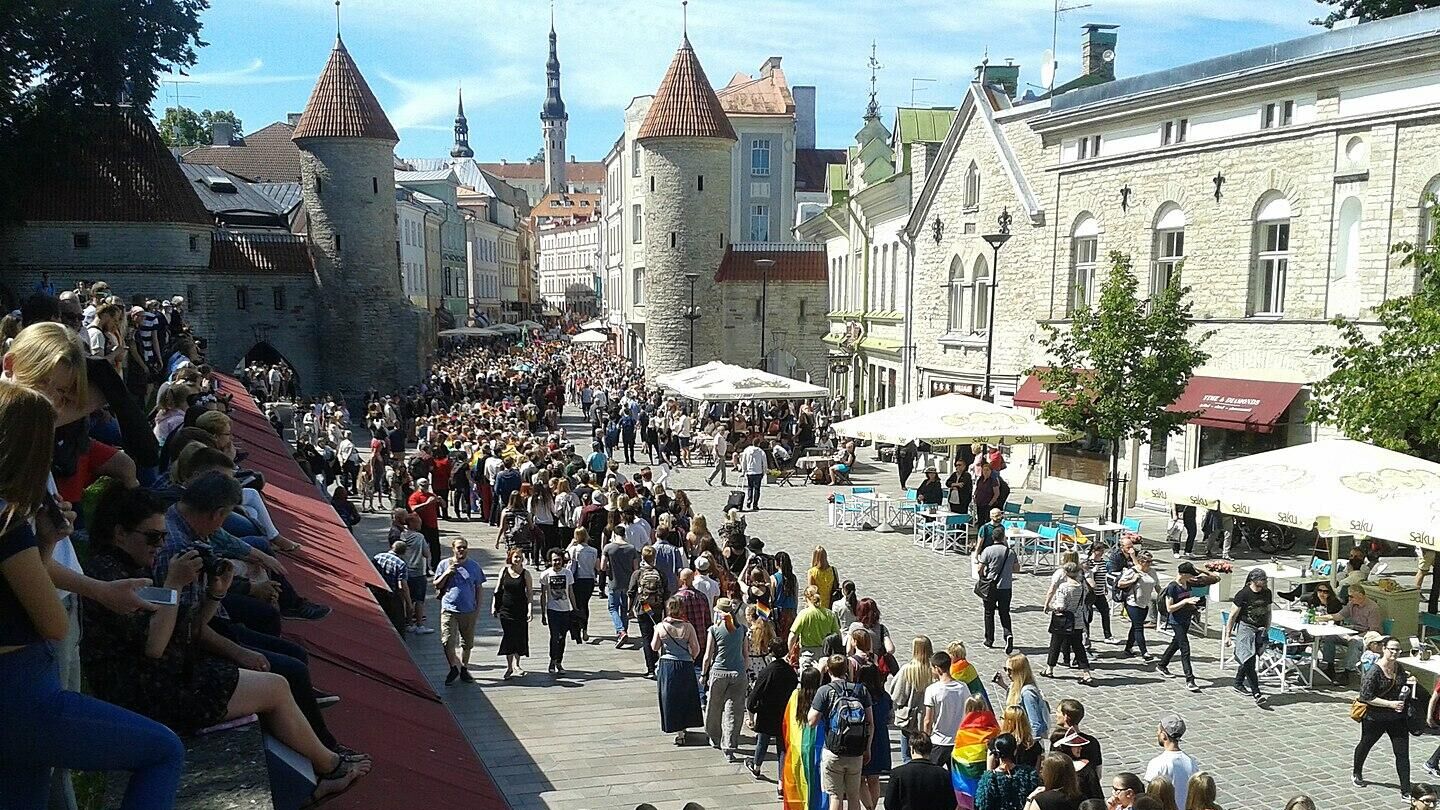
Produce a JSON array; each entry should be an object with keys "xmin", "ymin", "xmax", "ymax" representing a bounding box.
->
[{"xmin": 137, "ymin": 586, "xmax": 179, "ymax": 607}]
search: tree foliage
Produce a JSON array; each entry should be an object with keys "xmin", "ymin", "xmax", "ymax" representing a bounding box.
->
[
  {"xmin": 157, "ymin": 107, "xmax": 241, "ymax": 147},
  {"xmin": 1309, "ymin": 203, "xmax": 1440, "ymax": 461},
  {"xmin": 1312, "ymin": 0, "xmax": 1439, "ymax": 28},
  {"xmin": 1038, "ymin": 251, "xmax": 1211, "ymax": 516}
]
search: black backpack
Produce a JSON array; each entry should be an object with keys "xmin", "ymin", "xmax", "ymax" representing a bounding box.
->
[{"xmin": 824, "ymin": 682, "xmax": 871, "ymax": 757}]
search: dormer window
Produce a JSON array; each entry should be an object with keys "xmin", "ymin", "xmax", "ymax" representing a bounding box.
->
[
  {"xmin": 1161, "ymin": 119, "xmax": 1188, "ymax": 146},
  {"xmin": 1077, "ymin": 135, "xmax": 1102, "ymax": 160},
  {"xmin": 1262, "ymin": 101, "xmax": 1294, "ymax": 129}
]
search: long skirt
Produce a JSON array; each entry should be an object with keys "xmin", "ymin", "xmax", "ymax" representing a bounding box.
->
[
  {"xmin": 656, "ymin": 658, "xmax": 703, "ymax": 733},
  {"xmin": 498, "ymin": 617, "xmax": 529, "ymax": 657}
]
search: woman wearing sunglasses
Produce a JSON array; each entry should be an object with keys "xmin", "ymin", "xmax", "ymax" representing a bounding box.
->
[{"xmin": 1351, "ymin": 636, "xmax": 1411, "ymax": 798}]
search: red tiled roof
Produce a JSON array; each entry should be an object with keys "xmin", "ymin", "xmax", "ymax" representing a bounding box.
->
[
  {"xmin": 717, "ymin": 62, "xmax": 794, "ymax": 115},
  {"xmin": 530, "ymin": 191, "xmax": 601, "ymax": 223},
  {"xmin": 19, "ymin": 109, "xmax": 212, "ymax": 226},
  {"xmin": 181, "ymin": 122, "xmax": 304, "ymax": 183},
  {"xmin": 293, "ymin": 37, "xmax": 399, "ymax": 142},
  {"xmin": 796, "ymin": 148, "xmax": 847, "ymax": 193},
  {"xmin": 218, "ymin": 376, "xmax": 504, "ymax": 810},
  {"xmin": 714, "ymin": 244, "xmax": 827, "ymax": 283},
  {"xmin": 476, "ymin": 161, "xmax": 606, "ymax": 183},
  {"xmin": 208, "ymin": 232, "xmax": 313, "ymax": 274},
  {"xmin": 638, "ymin": 37, "xmax": 737, "ymax": 142}
]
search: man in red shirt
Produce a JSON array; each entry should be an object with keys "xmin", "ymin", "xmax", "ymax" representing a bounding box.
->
[
  {"xmin": 430, "ymin": 447, "xmax": 453, "ymax": 521},
  {"xmin": 408, "ymin": 479, "xmax": 442, "ymax": 567}
]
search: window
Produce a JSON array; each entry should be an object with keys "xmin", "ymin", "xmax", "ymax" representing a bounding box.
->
[
  {"xmin": 669, "ymin": 232, "xmax": 677, "ymax": 249},
  {"xmin": 1252, "ymin": 194, "xmax": 1291, "ymax": 316},
  {"xmin": 890, "ymin": 241, "xmax": 900, "ymax": 310},
  {"xmin": 649, "ymin": 176, "xmax": 655, "ymax": 192},
  {"xmin": 315, "ymin": 176, "xmax": 322, "ymax": 194},
  {"xmin": 947, "ymin": 256, "xmax": 966, "ymax": 333},
  {"xmin": 1077, "ymin": 135, "xmax": 1101, "ymax": 159},
  {"xmin": 751, "ymin": 138, "xmax": 771, "ymax": 176},
  {"xmin": 877, "ymin": 245, "xmax": 888, "ymax": 310},
  {"xmin": 372, "ymin": 177, "xmax": 378, "ymax": 194},
  {"xmin": 272, "ymin": 286, "xmax": 286, "ymax": 311},
  {"xmin": 1150, "ymin": 205, "xmax": 1186, "ymax": 297},
  {"xmin": 235, "ymin": 286, "xmax": 249, "ymax": 310},
  {"xmin": 189, "ymin": 234, "xmax": 200, "ymax": 252},
  {"xmin": 72, "ymin": 232, "xmax": 90, "ymax": 249},
  {"xmin": 1421, "ymin": 177, "xmax": 1440, "ymax": 245},
  {"xmin": 1068, "ymin": 215, "xmax": 1100, "ymax": 315},
  {"xmin": 631, "ymin": 141, "xmax": 641, "ymax": 177},
  {"xmin": 632, "ymin": 204, "xmax": 642, "ymax": 243},
  {"xmin": 1262, "ymin": 101, "xmax": 1295, "ymax": 129},
  {"xmin": 799, "ymin": 298, "xmax": 806, "ymax": 318},
  {"xmin": 633, "ymin": 267, "xmax": 644, "ymax": 305},
  {"xmin": 334, "ymin": 234, "xmax": 341, "ymax": 251},
  {"xmin": 749, "ymin": 205, "xmax": 770, "ymax": 242},
  {"xmin": 971, "ymin": 255, "xmax": 991, "ymax": 333},
  {"xmin": 963, "ymin": 161, "xmax": 980, "ymax": 209},
  {"xmin": 1161, "ymin": 118, "xmax": 1188, "ymax": 145},
  {"xmin": 1334, "ymin": 196, "xmax": 1362, "ymax": 281},
  {"xmin": 698, "ymin": 175, "xmax": 704, "ymax": 192}
]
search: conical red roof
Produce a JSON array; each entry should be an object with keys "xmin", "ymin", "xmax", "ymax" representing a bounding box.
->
[
  {"xmin": 637, "ymin": 36, "xmax": 736, "ymax": 142},
  {"xmin": 293, "ymin": 37, "xmax": 398, "ymax": 142}
]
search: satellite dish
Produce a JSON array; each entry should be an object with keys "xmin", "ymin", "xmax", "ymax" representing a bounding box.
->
[
  {"xmin": 1102, "ymin": 49, "xmax": 1115, "ymax": 63},
  {"xmin": 1040, "ymin": 49, "xmax": 1056, "ymax": 89}
]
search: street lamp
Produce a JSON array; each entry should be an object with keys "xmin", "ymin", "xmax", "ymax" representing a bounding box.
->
[
  {"xmin": 755, "ymin": 257, "xmax": 776, "ymax": 371},
  {"xmin": 683, "ymin": 271, "xmax": 701, "ymax": 367},
  {"xmin": 980, "ymin": 208, "xmax": 1013, "ymax": 402}
]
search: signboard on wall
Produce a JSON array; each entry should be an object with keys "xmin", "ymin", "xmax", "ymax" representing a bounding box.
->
[{"xmin": 930, "ymin": 379, "xmax": 981, "ymax": 398}]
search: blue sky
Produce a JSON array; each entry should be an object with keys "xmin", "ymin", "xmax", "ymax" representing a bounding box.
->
[{"xmin": 179, "ymin": 0, "xmax": 1327, "ymax": 161}]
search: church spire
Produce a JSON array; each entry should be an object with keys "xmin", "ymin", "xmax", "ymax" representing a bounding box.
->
[
  {"xmin": 864, "ymin": 40, "xmax": 883, "ymax": 121},
  {"xmin": 541, "ymin": 3, "xmax": 569, "ymax": 195},
  {"xmin": 451, "ymin": 84, "xmax": 473, "ymax": 158},
  {"xmin": 541, "ymin": 2, "xmax": 566, "ymax": 122}
]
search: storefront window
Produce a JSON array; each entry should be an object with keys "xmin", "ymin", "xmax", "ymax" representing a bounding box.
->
[
  {"xmin": 1049, "ymin": 431, "xmax": 1109, "ymax": 487},
  {"xmin": 1197, "ymin": 426, "xmax": 1288, "ymax": 468}
]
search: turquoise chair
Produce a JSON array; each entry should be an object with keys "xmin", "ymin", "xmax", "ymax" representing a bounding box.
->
[
  {"xmin": 832, "ymin": 493, "xmax": 865, "ymax": 530},
  {"xmin": 1061, "ymin": 504, "xmax": 1083, "ymax": 521},
  {"xmin": 1022, "ymin": 511, "xmax": 1054, "ymax": 531},
  {"xmin": 1004, "ymin": 501, "xmax": 1022, "ymax": 514},
  {"xmin": 851, "ymin": 486, "xmax": 875, "ymax": 495},
  {"xmin": 1121, "ymin": 517, "xmax": 1142, "ymax": 534}
]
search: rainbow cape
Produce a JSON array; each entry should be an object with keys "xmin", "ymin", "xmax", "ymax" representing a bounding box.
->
[
  {"xmin": 780, "ymin": 690, "xmax": 828, "ymax": 810},
  {"xmin": 951, "ymin": 709, "xmax": 1000, "ymax": 810},
  {"xmin": 951, "ymin": 659, "xmax": 993, "ymax": 714}
]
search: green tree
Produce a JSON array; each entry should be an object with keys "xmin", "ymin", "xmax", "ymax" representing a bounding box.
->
[
  {"xmin": 1309, "ymin": 203, "xmax": 1440, "ymax": 461},
  {"xmin": 1038, "ymin": 252, "xmax": 1212, "ymax": 520},
  {"xmin": 158, "ymin": 106, "xmax": 241, "ymax": 147},
  {"xmin": 1312, "ymin": 0, "xmax": 1439, "ymax": 28}
]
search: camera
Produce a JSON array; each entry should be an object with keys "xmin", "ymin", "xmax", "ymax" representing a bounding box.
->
[{"xmin": 191, "ymin": 543, "xmax": 230, "ymax": 579}]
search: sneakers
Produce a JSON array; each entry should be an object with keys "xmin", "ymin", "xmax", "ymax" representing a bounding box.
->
[
  {"xmin": 1140, "ymin": 653, "xmax": 1155, "ymax": 663},
  {"xmin": 1352, "ymin": 774, "xmax": 1366, "ymax": 787},
  {"xmin": 1186, "ymin": 680, "xmax": 1201, "ymax": 693},
  {"xmin": 1157, "ymin": 665, "xmax": 1175, "ymax": 679},
  {"xmin": 283, "ymin": 601, "xmax": 332, "ymax": 621},
  {"xmin": 744, "ymin": 757, "xmax": 762, "ymax": 780},
  {"xmin": 554, "ymin": 662, "xmax": 566, "ymax": 674},
  {"xmin": 410, "ymin": 624, "xmax": 435, "ymax": 635},
  {"xmin": 313, "ymin": 689, "xmax": 341, "ymax": 707},
  {"xmin": 1231, "ymin": 685, "xmax": 1250, "ymax": 697},
  {"xmin": 1423, "ymin": 762, "xmax": 1440, "ymax": 779},
  {"xmin": 445, "ymin": 666, "xmax": 460, "ymax": 685},
  {"xmin": 457, "ymin": 668, "xmax": 475, "ymax": 683},
  {"xmin": 1254, "ymin": 693, "xmax": 1268, "ymax": 707},
  {"xmin": 548, "ymin": 661, "xmax": 557, "ymax": 674},
  {"xmin": 615, "ymin": 632, "xmax": 627, "ymax": 648}
]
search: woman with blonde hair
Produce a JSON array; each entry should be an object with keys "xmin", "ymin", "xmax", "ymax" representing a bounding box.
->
[
  {"xmin": 1004, "ymin": 653, "xmax": 1050, "ymax": 740},
  {"xmin": 1145, "ymin": 776, "xmax": 1180, "ymax": 810},
  {"xmin": 195, "ymin": 410, "xmax": 236, "ymax": 461},
  {"xmin": 887, "ymin": 636, "xmax": 934, "ymax": 761},
  {"xmin": 787, "ymin": 585, "xmax": 839, "ymax": 670},
  {"xmin": 807, "ymin": 545, "xmax": 840, "ymax": 606},
  {"xmin": 1183, "ymin": 771, "xmax": 1221, "ymax": 810},
  {"xmin": 686, "ymin": 513, "xmax": 713, "ymax": 560},
  {"xmin": 745, "ymin": 605, "xmax": 777, "ymax": 679},
  {"xmin": 1000, "ymin": 705, "xmax": 1042, "ymax": 768},
  {"xmin": 4, "ymin": 322, "xmax": 91, "ymax": 424},
  {"xmin": 152, "ymin": 382, "xmax": 196, "ymax": 443}
]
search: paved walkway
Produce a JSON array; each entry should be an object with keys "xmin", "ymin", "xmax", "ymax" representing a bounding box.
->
[{"xmin": 352, "ymin": 413, "xmax": 1420, "ymax": 810}]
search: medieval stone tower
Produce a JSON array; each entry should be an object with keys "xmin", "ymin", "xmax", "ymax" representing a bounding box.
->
[
  {"xmin": 637, "ymin": 33, "xmax": 737, "ymax": 379},
  {"xmin": 540, "ymin": 17, "xmax": 568, "ymax": 194},
  {"xmin": 293, "ymin": 36, "xmax": 422, "ymax": 395}
]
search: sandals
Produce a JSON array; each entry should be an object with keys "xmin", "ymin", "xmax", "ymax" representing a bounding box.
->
[
  {"xmin": 306, "ymin": 754, "xmax": 371, "ymax": 807},
  {"xmin": 1039, "ymin": 668, "xmax": 1054, "ymax": 678}
]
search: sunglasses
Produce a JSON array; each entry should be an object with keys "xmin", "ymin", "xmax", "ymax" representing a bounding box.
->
[{"xmin": 134, "ymin": 529, "xmax": 168, "ymax": 546}]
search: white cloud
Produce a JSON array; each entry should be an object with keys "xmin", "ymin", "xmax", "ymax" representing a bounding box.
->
[
  {"xmin": 185, "ymin": 57, "xmax": 308, "ymax": 86},
  {"xmin": 377, "ymin": 65, "xmax": 536, "ymax": 131}
]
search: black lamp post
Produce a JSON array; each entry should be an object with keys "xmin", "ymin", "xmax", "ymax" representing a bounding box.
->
[
  {"xmin": 980, "ymin": 208, "xmax": 1013, "ymax": 402},
  {"xmin": 755, "ymin": 257, "xmax": 775, "ymax": 371},
  {"xmin": 683, "ymin": 271, "xmax": 701, "ymax": 367}
]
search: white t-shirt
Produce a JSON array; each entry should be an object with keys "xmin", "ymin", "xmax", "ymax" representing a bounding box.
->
[
  {"xmin": 1145, "ymin": 750, "xmax": 1199, "ymax": 807},
  {"xmin": 624, "ymin": 519, "xmax": 652, "ymax": 552},
  {"xmin": 693, "ymin": 574, "xmax": 719, "ymax": 605},
  {"xmin": 540, "ymin": 566, "xmax": 575, "ymax": 612},
  {"xmin": 923, "ymin": 680, "xmax": 970, "ymax": 745}
]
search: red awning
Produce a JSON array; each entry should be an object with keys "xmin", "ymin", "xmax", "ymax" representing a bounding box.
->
[
  {"xmin": 1167, "ymin": 376, "xmax": 1302, "ymax": 433},
  {"xmin": 1013, "ymin": 371, "xmax": 1301, "ymax": 433},
  {"xmin": 218, "ymin": 377, "xmax": 505, "ymax": 809}
]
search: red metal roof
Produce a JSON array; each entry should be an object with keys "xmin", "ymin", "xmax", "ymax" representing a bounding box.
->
[
  {"xmin": 714, "ymin": 245, "xmax": 827, "ymax": 283},
  {"xmin": 637, "ymin": 37, "xmax": 737, "ymax": 142},
  {"xmin": 208, "ymin": 232, "xmax": 313, "ymax": 274},
  {"xmin": 293, "ymin": 37, "xmax": 399, "ymax": 142},
  {"xmin": 217, "ymin": 376, "xmax": 504, "ymax": 809},
  {"xmin": 19, "ymin": 109, "xmax": 212, "ymax": 226}
]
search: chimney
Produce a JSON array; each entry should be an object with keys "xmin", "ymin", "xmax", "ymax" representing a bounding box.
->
[
  {"xmin": 210, "ymin": 120, "xmax": 234, "ymax": 147},
  {"xmin": 793, "ymin": 86, "xmax": 816, "ymax": 150},
  {"xmin": 1081, "ymin": 24, "xmax": 1119, "ymax": 82},
  {"xmin": 286, "ymin": 112, "xmax": 302, "ymax": 126},
  {"xmin": 977, "ymin": 61, "xmax": 1021, "ymax": 100},
  {"xmin": 760, "ymin": 56, "xmax": 783, "ymax": 77}
]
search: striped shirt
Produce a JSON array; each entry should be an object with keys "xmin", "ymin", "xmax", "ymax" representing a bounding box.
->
[
  {"xmin": 373, "ymin": 551, "xmax": 409, "ymax": 589},
  {"xmin": 138, "ymin": 311, "xmax": 161, "ymax": 364}
]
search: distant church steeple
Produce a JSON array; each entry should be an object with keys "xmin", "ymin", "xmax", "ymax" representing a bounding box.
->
[
  {"xmin": 540, "ymin": 2, "xmax": 568, "ymax": 194},
  {"xmin": 451, "ymin": 85, "xmax": 474, "ymax": 158}
]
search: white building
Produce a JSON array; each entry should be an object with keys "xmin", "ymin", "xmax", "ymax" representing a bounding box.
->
[{"xmin": 538, "ymin": 220, "xmax": 600, "ymax": 315}]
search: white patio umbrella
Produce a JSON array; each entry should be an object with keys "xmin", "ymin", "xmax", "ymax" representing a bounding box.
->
[
  {"xmin": 570, "ymin": 330, "xmax": 609, "ymax": 344},
  {"xmin": 831, "ymin": 393, "xmax": 1075, "ymax": 446},
  {"xmin": 516, "ymin": 319, "xmax": 542, "ymax": 329},
  {"xmin": 438, "ymin": 326, "xmax": 501, "ymax": 337},
  {"xmin": 489, "ymin": 323, "xmax": 522, "ymax": 335},
  {"xmin": 579, "ymin": 319, "xmax": 608, "ymax": 331},
  {"xmin": 1147, "ymin": 438, "xmax": 1440, "ymax": 548},
  {"xmin": 657, "ymin": 361, "xmax": 828, "ymax": 402}
]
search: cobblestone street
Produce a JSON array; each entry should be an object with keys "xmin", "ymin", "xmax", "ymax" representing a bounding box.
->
[{"xmin": 354, "ymin": 415, "xmax": 1419, "ymax": 810}]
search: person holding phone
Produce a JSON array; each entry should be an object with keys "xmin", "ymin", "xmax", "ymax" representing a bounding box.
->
[
  {"xmin": 435, "ymin": 537, "xmax": 486, "ymax": 685},
  {"xmin": 1352, "ymin": 636, "xmax": 1411, "ymax": 797}
]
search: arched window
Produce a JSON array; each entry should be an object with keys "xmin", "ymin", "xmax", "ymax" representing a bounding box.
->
[
  {"xmin": 948, "ymin": 256, "xmax": 966, "ymax": 333},
  {"xmin": 1334, "ymin": 196, "xmax": 1362, "ymax": 281},
  {"xmin": 1151, "ymin": 204, "xmax": 1186, "ymax": 297},
  {"xmin": 963, "ymin": 162, "xmax": 980, "ymax": 210},
  {"xmin": 1068, "ymin": 214, "xmax": 1100, "ymax": 316},
  {"xmin": 1252, "ymin": 193, "xmax": 1292, "ymax": 315},
  {"xmin": 1422, "ymin": 176, "xmax": 1440, "ymax": 246},
  {"xmin": 971, "ymin": 254, "xmax": 991, "ymax": 334}
]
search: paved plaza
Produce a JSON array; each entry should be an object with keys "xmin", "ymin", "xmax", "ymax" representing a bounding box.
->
[{"xmin": 354, "ymin": 416, "xmax": 1419, "ymax": 810}]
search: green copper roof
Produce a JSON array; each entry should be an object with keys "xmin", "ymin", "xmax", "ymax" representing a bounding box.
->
[
  {"xmin": 895, "ymin": 107, "xmax": 957, "ymax": 146},
  {"xmin": 827, "ymin": 164, "xmax": 846, "ymax": 193}
]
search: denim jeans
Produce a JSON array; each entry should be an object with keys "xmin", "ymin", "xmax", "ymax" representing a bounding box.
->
[
  {"xmin": 636, "ymin": 610, "xmax": 659, "ymax": 673},
  {"xmin": 608, "ymin": 586, "xmax": 630, "ymax": 635},
  {"xmin": 547, "ymin": 609, "xmax": 571, "ymax": 664},
  {"xmin": 754, "ymin": 731, "xmax": 785, "ymax": 779},
  {"xmin": 1124, "ymin": 604, "xmax": 1149, "ymax": 655},
  {"xmin": 1159, "ymin": 613, "xmax": 1195, "ymax": 679},
  {"xmin": 0, "ymin": 643, "xmax": 185, "ymax": 810},
  {"xmin": 745, "ymin": 474, "xmax": 763, "ymax": 510}
]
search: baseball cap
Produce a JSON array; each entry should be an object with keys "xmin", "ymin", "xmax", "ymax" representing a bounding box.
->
[
  {"xmin": 1363, "ymin": 630, "xmax": 1386, "ymax": 647},
  {"xmin": 695, "ymin": 557, "xmax": 711, "ymax": 571},
  {"xmin": 1159, "ymin": 713, "xmax": 1186, "ymax": 740}
]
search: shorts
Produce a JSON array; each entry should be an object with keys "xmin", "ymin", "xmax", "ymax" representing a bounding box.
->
[
  {"xmin": 440, "ymin": 610, "xmax": 478, "ymax": 656},
  {"xmin": 680, "ymin": 436, "xmax": 692, "ymax": 448},
  {"xmin": 820, "ymin": 749, "xmax": 863, "ymax": 798},
  {"xmin": 835, "ymin": 464, "xmax": 850, "ymax": 474},
  {"xmin": 408, "ymin": 575, "xmax": 428, "ymax": 602}
]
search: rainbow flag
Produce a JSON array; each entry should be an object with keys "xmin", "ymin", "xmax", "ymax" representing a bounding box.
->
[
  {"xmin": 755, "ymin": 597, "xmax": 773, "ymax": 622},
  {"xmin": 781, "ymin": 691, "xmax": 827, "ymax": 810},
  {"xmin": 951, "ymin": 709, "xmax": 1000, "ymax": 810},
  {"xmin": 951, "ymin": 658, "xmax": 993, "ymax": 714}
]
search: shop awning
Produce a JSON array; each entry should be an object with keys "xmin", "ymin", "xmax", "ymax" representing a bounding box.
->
[
  {"xmin": 1014, "ymin": 371, "xmax": 1302, "ymax": 433},
  {"xmin": 1168, "ymin": 376, "xmax": 1302, "ymax": 433},
  {"xmin": 832, "ymin": 394, "xmax": 1074, "ymax": 446}
]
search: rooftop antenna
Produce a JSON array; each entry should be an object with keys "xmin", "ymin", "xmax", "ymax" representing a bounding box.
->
[
  {"xmin": 865, "ymin": 40, "xmax": 883, "ymax": 120},
  {"xmin": 1050, "ymin": 0, "xmax": 1092, "ymax": 93},
  {"xmin": 910, "ymin": 77, "xmax": 937, "ymax": 106},
  {"xmin": 978, "ymin": 48, "xmax": 990, "ymax": 88}
]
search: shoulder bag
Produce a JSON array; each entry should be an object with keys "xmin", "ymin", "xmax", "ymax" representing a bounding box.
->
[{"xmin": 1352, "ymin": 676, "xmax": 1397, "ymax": 722}]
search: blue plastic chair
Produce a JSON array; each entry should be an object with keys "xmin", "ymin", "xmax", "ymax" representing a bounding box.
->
[
  {"xmin": 934, "ymin": 514, "xmax": 970, "ymax": 554},
  {"xmin": 1062, "ymin": 504, "xmax": 1083, "ymax": 521},
  {"xmin": 1121, "ymin": 517, "xmax": 1142, "ymax": 534},
  {"xmin": 1022, "ymin": 511, "xmax": 1054, "ymax": 531},
  {"xmin": 1004, "ymin": 501, "xmax": 1022, "ymax": 514},
  {"xmin": 851, "ymin": 486, "xmax": 875, "ymax": 495}
]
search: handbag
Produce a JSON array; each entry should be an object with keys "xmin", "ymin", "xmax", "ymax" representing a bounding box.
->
[
  {"xmin": 1048, "ymin": 610, "xmax": 1076, "ymax": 634},
  {"xmin": 1351, "ymin": 700, "xmax": 1369, "ymax": 722}
]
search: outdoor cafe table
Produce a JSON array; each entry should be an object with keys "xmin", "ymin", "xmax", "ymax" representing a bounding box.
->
[
  {"xmin": 1078, "ymin": 521, "xmax": 1127, "ymax": 545},
  {"xmin": 797, "ymin": 455, "xmax": 831, "ymax": 471},
  {"xmin": 1269, "ymin": 609, "xmax": 1357, "ymax": 690},
  {"xmin": 854, "ymin": 492, "xmax": 897, "ymax": 533},
  {"xmin": 1400, "ymin": 654, "xmax": 1440, "ymax": 693}
]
